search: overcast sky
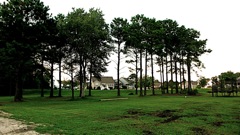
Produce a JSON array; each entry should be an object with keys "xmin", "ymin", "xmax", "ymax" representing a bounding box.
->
[{"xmin": 2, "ymin": 0, "xmax": 240, "ymax": 81}]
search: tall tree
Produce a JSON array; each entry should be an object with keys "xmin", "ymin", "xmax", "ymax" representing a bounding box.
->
[
  {"xmin": 87, "ymin": 8, "xmax": 112, "ymax": 96},
  {"xmin": 44, "ymin": 18, "xmax": 59, "ymax": 97},
  {"xmin": 0, "ymin": 0, "xmax": 51, "ymax": 101},
  {"xmin": 65, "ymin": 8, "xmax": 112, "ymax": 98},
  {"xmin": 65, "ymin": 8, "xmax": 87, "ymax": 97},
  {"xmin": 110, "ymin": 17, "xmax": 128, "ymax": 96},
  {"xmin": 128, "ymin": 14, "xmax": 146, "ymax": 96},
  {"xmin": 161, "ymin": 19, "xmax": 179, "ymax": 94},
  {"xmin": 184, "ymin": 28, "xmax": 211, "ymax": 93},
  {"xmin": 55, "ymin": 14, "xmax": 67, "ymax": 97}
]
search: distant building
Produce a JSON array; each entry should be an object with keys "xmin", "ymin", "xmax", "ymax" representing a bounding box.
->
[
  {"xmin": 181, "ymin": 81, "xmax": 198, "ymax": 89},
  {"xmin": 115, "ymin": 77, "xmax": 135, "ymax": 89},
  {"xmin": 237, "ymin": 77, "xmax": 240, "ymax": 88},
  {"xmin": 92, "ymin": 76, "xmax": 115, "ymax": 90},
  {"xmin": 204, "ymin": 80, "xmax": 212, "ymax": 88}
]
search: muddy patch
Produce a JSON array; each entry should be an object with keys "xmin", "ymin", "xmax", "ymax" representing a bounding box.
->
[
  {"xmin": 142, "ymin": 130, "xmax": 155, "ymax": 135},
  {"xmin": 161, "ymin": 115, "xmax": 181, "ymax": 123},
  {"xmin": 191, "ymin": 127, "xmax": 210, "ymax": 135},
  {"xmin": 150, "ymin": 110, "xmax": 176, "ymax": 117},
  {"xmin": 212, "ymin": 121, "xmax": 224, "ymax": 127},
  {"xmin": 126, "ymin": 109, "xmax": 182, "ymax": 123}
]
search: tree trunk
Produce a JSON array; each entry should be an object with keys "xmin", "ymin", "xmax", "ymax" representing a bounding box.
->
[
  {"xmin": 140, "ymin": 49, "xmax": 143, "ymax": 96},
  {"xmin": 144, "ymin": 49, "xmax": 147, "ymax": 96},
  {"xmin": 58, "ymin": 60, "xmax": 62, "ymax": 97},
  {"xmin": 117, "ymin": 43, "xmax": 120, "ymax": 96},
  {"xmin": 14, "ymin": 69, "xmax": 22, "ymax": 102},
  {"xmin": 82, "ymin": 60, "xmax": 87, "ymax": 98},
  {"xmin": 88, "ymin": 62, "xmax": 93, "ymax": 96},
  {"xmin": 151, "ymin": 52, "xmax": 155, "ymax": 95},
  {"xmin": 50, "ymin": 61, "xmax": 54, "ymax": 97},
  {"xmin": 179, "ymin": 58, "xmax": 182, "ymax": 92},
  {"xmin": 71, "ymin": 69, "xmax": 74, "ymax": 99},
  {"xmin": 187, "ymin": 56, "xmax": 192, "ymax": 93},
  {"xmin": 170, "ymin": 54, "xmax": 173, "ymax": 94},
  {"xmin": 135, "ymin": 52, "xmax": 138, "ymax": 95},
  {"xmin": 161, "ymin": 56, "xmax": 165, "ymax": 93},
  {"xmin": 14, "ymin": 76, "xmax": 21, "ymax": 101},
  {"xmin": 174, "ymin": 54, "xmax": 178, "ymax": 93},
  {"xmin": 159, "ymin": 60, "xmax": 162, "ymax": 89},
  {"xmin": 182, "ymin": 55, "xmax": 186, "ymax": 90},
  {"xmin": 79, "ymin": 58, "xmax": 83, "ymax": 97},
  {"xmin": 41, "ymin": 58, "xmax": 44, "ymax": 97},
  {"xmin": 165, "ymin": 56, "xmax": 169, "ymax": 93}
]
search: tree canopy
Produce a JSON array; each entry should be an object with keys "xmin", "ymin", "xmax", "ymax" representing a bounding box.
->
[{"xmin": 0, "ymin": 0, "xmax": 213, "ymax": 100}]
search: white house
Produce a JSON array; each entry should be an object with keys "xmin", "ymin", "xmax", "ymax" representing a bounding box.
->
[
  {"xmin": 49, "ymin": 78, "xmax": 60, "ymax": 88},
  {"xmin": 204, "ymin": 80, "xmax": 212, "ymax": 88},
  {"xmin": 92, "ymin": 76, "xmax": 115, "ymax": 90},
  {"xmin": 181, "ymin": 81, "xmax": 198, "ymax": 89}
]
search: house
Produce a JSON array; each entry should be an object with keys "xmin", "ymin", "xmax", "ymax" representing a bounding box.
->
[
  {"xmin": 181, "ymin": 81, "xmax": 198, "ymax": 89},
  {"xmin": 204, "ymin": 80, "xmax": 212, "ymax": 88},
  {"xmin": 115, "ymin": 77, "xmax": 135, "ymax": 89},
  {"xmin": 154, "ymin": 82, "xmax": 161, "ymax": 89},
  {"xmin": 236, "ymin": 77, "xmax": 240, "ymax": 88},
  {"xmin": 49, "ymin": 78, "xmax": 60, "ymax": 88},
  {"xmin": 114, "ymin": 79, "xmax": 123, "ymax": 89},
  {"xmin": 92, "ymin": 76, "xmax": 115, "ymax": 90}
]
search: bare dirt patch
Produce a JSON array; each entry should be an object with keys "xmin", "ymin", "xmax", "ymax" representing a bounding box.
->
[{"xmin": 0, "ymin": 110, "xmax": 43, "ymax": 135}]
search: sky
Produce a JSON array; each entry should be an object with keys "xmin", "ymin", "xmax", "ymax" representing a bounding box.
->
[{"xmin": 1, "ymin": 0, "xmax": 240, "ymax": 81}]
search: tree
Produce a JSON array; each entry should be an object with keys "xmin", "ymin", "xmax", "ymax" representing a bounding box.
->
[
  {"xmin": 127, "ymin": 14, "xmax": 147, "ymax": 96},
  {"xmin": 0, "ymin": 0, "xmax": 51, "ymax": 101},
  {"xmin": 44, "ymin": 18, "xmax": 60, "ymax": 97},
  {"xmin": 218, "ymin": 71, "xmax": 240, "ymax": 95},
  {"xmin": 55, "ymin": 14, "xmax": 68, "ymax": 97},
  {"xmin": 144, "ymin": 18, "xmax": 164, "ymax": 95},
  {"xmin": 110, "ymin": 17, "xmax": 128, "ymax": 96},
  {"xmin": 86, "ymin": 8, "xmax": 112, "ymax": 96},
  {"xmin": 198, "ymin": 76, "xmax": 208, "ymax": 88},
  {"xmin": 161, "ymin": 19, "xmax": 179, "ymax": 94},
  {"xmin": 65, "ymin": 8, "xmax": 112, "ymax": 98},
  {"xmin": 183, "ymin": 28, "xmax": 211, "ymax": 93},
  {"xmin": 124, "ymin": 48, "xmax": 139, "ymax": 95}
]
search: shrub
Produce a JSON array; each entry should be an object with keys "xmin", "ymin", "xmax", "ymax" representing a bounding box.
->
[{"xmin": 188, "ymin": 89, "xmax": 198, "ymax": 95}]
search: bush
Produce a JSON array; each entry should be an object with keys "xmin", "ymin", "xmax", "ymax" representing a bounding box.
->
[
  {"xmin": 180, "ymin": 89, "xmax": 187, "ymax": 94},
  {"xmin": 180, "ymin": 89, "xmax": 198, "ymax": 95},
  {"xmin": 188, "ymin": 89, "xmax": 198, "ymax": 95}
]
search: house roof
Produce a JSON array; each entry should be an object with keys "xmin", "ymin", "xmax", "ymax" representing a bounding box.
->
[
  {"xmin": 120, "ymin": 77, "xmax": 130, "ymax": 85},
  {"xmin": 237, "ymin": 77, "xmax": 240, "ymax": 83},
  {"xmin": 92, "ymin": 76, "xmax": 114, "ymax": 84}
]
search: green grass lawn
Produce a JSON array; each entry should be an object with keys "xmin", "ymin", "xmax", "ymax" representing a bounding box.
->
[{"xmin": 0, "ymin": 89, "xmax": 239, "ymax": 135}]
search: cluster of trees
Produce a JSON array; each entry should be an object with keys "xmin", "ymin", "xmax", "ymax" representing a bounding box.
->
[
  {"xmin": 0, "ymin": 0, "xmax": 112, "ymax": 101},
  {"xmin": 112, "ymin": 15, "xmax": 211, "ymax": 96},
  {"xmin": 211, "ymin": 71, "xmax": 240, "ymax": 96},
  {"xmin": 0, "ymin": 0, "xmax": 211, "ymax": 101}
]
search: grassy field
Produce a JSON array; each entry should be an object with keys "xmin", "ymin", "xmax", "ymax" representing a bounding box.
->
[{"xmin": 0, "ymin": 89, "xmax": 239, "ymax": 135}]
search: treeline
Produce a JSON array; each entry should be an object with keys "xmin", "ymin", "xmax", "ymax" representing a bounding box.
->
[
  {"xmin": 211, "ymin": 71, "xmax": 240, "ymax": 96},
  {"xmin": 0, "ymin": 0, "xmax": 211, "ymax": 101}
]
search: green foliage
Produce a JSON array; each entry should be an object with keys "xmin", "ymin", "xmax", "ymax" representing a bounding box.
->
[
  {"xmin": 0, "ymin": 1, "xmax": 213, "ymax": 99},
  {"xmin": 0, "ymin": 0, "xmax": 52, "ymax": 101},
  {"xmin": 198, "ymin": 76, "xmax": 209, "ymax": 88},
  {"xmin": 188, "ymin": 89, "xmax": 199, "ymax": 95}
]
